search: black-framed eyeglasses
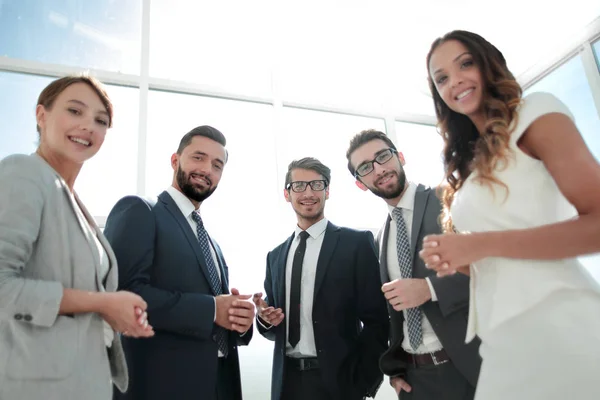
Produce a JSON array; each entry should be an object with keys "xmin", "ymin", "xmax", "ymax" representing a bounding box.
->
[
  {"xmin": 286, "ymin": 180, "xmax": 328, "ymax": 193},
  {"xmin": 354, "ymin": 148, "xmax": 397, "ymax": 177}
]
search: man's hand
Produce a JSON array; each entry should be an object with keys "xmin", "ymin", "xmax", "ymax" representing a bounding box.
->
[
  {"xmin": 215, "ymin": 289, "xmax": 254, "ymax": 333},
  {"xmin": 229, "ymin": 288, "xmax": 255, "ymax": 333},
  {"xmin": 252, "ymin": 292, "xmax": 284, "ymax": 327},
  {"xmin": 382, "ymin": 278, "xmax": 431, "ymax": 312},
  {"xmin": 391, "ymin": 377, "xmax": 412, "ymax": 396}
]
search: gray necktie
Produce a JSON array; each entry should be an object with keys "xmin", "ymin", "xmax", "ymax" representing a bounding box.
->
[
  {"xmin": 191, "ymin": 211, "xmax": 228, "ymax": 356},
  {"xmin": 392, "ymin": 207, "xmax": 423, "ymax": 350}
]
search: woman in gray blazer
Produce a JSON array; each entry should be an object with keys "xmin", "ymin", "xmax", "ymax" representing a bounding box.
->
[{"xmin": 0, "ymin": 75, "xmax": 154, "ymax": 400}]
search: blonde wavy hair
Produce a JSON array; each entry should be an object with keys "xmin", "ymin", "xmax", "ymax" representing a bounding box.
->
[{"xmin": 426, "ymin": 30, "xmax": 523, "ymax": 232}]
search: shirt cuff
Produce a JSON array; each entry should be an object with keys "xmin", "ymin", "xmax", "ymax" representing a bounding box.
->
[
  {"xmin": 257, "ymin": 315, "xmax": 273, "ymax": 330},
  {"xmin": 425, "ymin": 277, "xmax": 438, "ymax": 302},
  {"xmin": 213, "ymin": 297, "xmax": 216, "ymax": 322}
]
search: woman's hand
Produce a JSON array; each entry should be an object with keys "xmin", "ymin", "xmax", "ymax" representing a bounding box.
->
[
  {"xmin": 419, "ymin": 233, "xmax": 484, "ymax": 276},
  {"xmin": 100, "ymin": 291, "xmax": 154, "ymax": 338}
]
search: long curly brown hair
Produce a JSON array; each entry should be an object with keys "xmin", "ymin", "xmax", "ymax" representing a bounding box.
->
[{"xmin": 426, "ymin": 30, "xmax": 523, "ymax": 232}]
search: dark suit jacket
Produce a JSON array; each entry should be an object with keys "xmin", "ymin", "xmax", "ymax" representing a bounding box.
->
[
  {"xmin": 104, "ymin": 191, "xmax": 252, "ymax": 400},
  {"xmin": 376, "ymin": 185, "xmax": 481, "ymax": 386},
  {"xmin": 258, "ymin": 222, "xmax": 389, "ymax": 400}
]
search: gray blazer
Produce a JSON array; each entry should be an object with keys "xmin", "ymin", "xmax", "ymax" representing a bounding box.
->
[
  {"xmin": 376, "ymin": 184, "xmax": 481, "ymax": 386},
  {"xmin": 0, "ymin": 154, "xmax": 127, "ymax": 400}
]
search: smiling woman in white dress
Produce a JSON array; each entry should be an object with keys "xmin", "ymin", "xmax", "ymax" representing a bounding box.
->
[
  {"xmin": 420, "ymin": 30, "xmax": 600, "ymax": 400},
  {"xmin": 0, "ymin": 75, "xmax": 154, "ymax": 400}
]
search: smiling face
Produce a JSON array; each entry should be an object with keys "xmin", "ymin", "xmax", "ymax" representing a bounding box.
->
[
  {"xmin": 36, "ymin": 82, "xmax": 110, "ymax": 165},
  {"xmin": 284, "ymin": 168, "xmax": 329, "ymax": 226},
  {"xmin": 429, "ymin": 39, "xmax": 485, "ymax": 121},
  {"xmin": 171, "ymin": 135, "xmax": 226, "ymax": 206},
  {"xmin": 349, "ymin": 139, "xmax": 407, "ymax": 205}
]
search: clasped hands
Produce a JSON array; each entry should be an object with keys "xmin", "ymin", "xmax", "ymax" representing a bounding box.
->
[
  {"xmin": 215, "ymin": 288, "xmax": 256, "ymax": 333},
  {"xmin": 419, "ymin": 232, "xmax": 481, "ymax": 277}
]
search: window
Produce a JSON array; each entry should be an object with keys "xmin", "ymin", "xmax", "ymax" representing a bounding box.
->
[
  {"xmin": 0, "ymin": 0, "xmax": 142, "ymax": 73},
  {"xmin": 593, "ymin": 39, "xmax": 600, "ymax": 71},
  {"xmin": 525, "ymin": 55, "xmax": 600, "ymax": 283},
  {"xmin": 279, "ymin": 107, "xmax": 388, "ymax": 230},
  {"xmin": 0, "ymin": 71, "xmax": 139, "ymax": 217},
  {"xmin": 395, "ymin": 121, "xmax": 444, "ymax": 188},
  {"xmin": 525, "ymin": 55, "xmax": 600, "ymax": 162},
  {"xmin": 149, "ymin": 1, "xmax": 273, "ymax": 97},
  {"xmin": 278, "ymin": 6, "xmax": 435, "ymax": 115},
  {"xmin": 0, "ymin": 72, "xmax": 52, "ymax": 160},
  {"xmin": 75, "ymin": 85, "xmax": 139, "ymax": 217}
]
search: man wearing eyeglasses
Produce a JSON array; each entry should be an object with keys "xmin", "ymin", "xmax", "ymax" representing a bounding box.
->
[
  {"xmin": 252, "ymin": 157, "xmax": 389, "ymax": 400},
  {"xmin": 345, "ymin": 130, "xmax": 481, "ymax": 400}
]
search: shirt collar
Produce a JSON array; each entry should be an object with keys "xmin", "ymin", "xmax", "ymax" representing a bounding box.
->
[
  {"xmin": 166, "ymin": 185, "xmax": 198, "ymax": 219},
  {"xmin": 294, "ymin": 217, "xmax": 328, "ymax": 240},
  {"xmin": 387, "ymin": 181, "xmax": 417, "ymax": 217}
]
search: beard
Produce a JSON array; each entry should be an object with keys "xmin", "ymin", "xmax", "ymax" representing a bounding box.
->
[
  {"xmin": 293, "ymin": 198, "xmax": 325, "ymax": 222},
  {"xmin": 295, "ymin": 207, "xmax": 324, "ymax": 222},
  {"xmin": 176, "ymin": 166, "xmax": 216, "ymax": 203},
  {"xmin": 369, "ymin": 168, "xmax": 406, "ymax": 200}
]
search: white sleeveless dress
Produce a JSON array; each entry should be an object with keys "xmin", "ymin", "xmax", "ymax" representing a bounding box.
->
[{"xmin": 451, "ymin": 92, "xmax": 600, "ymax": 399}]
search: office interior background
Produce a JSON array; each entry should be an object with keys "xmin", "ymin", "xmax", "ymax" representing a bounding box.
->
[{"xmin": 1, "ymin": 1, "xmax": 600, "ymax": 398}]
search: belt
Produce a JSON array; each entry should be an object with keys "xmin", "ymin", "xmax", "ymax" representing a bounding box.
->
[
  {"xmin": 285, "ymin": 357, "xmax": 320, "ymax": 371},
  {"xmin": 401, "ymin": 349, "xmax": 450, "ymax": 367}
]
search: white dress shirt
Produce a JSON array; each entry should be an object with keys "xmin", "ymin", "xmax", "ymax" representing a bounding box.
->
[
  {"xmin": 166, "ymin": 186, "xmax": 222, "ymax": 282},
  {"xmin": 386, "ymin": 182, "xmax": 443, "ymax": 354},
  {"xmin": 284, "ymin": 217, "xmax": 328, "ymax": 358},
  {"xmin": 165, "ymin": 186, "xmax": 226, "ymax": 356}
]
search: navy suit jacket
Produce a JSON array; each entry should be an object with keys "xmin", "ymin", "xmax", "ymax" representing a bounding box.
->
[
  {"xmin": 258, "ymin": 222, "xmax": 389, "ymax": 400},
  {"xmin": 104, "ymin": 191, "xmax": 252, "ymax": 400}
]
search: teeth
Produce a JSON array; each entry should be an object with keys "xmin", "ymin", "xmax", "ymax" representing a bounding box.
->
[
  {"xmin": 69, "ymin": 136, "xmax": 90, "ymax": 146},
  {"xmin": 191, "ymin": 175, "xmax": 209, "ymax": 185},
  {"xmin": 456, "ymin": 89, "xmax": 473, "ymax": 100},
  {"xmin": 378, "ymin": 174, "xmax": 393, "ymax": 185}
]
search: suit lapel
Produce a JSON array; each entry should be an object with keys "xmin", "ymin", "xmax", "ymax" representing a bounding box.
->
[
  {"xmin": 410, "ymin": 184, "xmax": 430, "ymax": 260},
  {"xmin": 379, "ymin": 217, "xmax": 392, "ymax": 284},
  {"xmin": 312, "ymin": 222, "xmax": 340, "ymax": 304},
  {"xmin": 159, "ymin": 191, "xmax": 218, "ymax": 296},
  {"xmin": 276, "ymin": 234, "xmax": 294, "ymax": 308},
  {"xmin": 60, "ymin": 184, "xmax": 98, "ymax": 259},
  {"xmin": 62, "ymin": 187, "xmax": 104, "ymax": 289}
]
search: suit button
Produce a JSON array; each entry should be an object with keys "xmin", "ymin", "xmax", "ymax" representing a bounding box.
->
[
  {"xmin": 24, "ymin": 314, "xmax": 33, "ymax": 322},
  {"xmin": 14, "ymin": 313, "xmax": 23, "ymax": 320},
  {"xmin": 313, "ymin": 320, "xmax": 318, "ymax": 324}
]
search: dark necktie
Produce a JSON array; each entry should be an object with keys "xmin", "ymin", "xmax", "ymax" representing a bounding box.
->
[
  {"xmin": 191, "ymin": 211, "xmax": 228, "ymax": 356},
  {"xmin": 392, "ymin": 207, "xmax": 423, "ymax": 350},
  {"xmin": 289, "ymin": 230, "xmax": 309, "ymax": 348}
]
